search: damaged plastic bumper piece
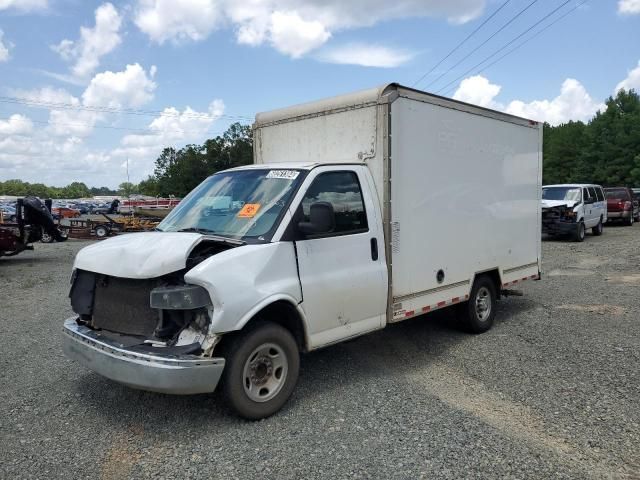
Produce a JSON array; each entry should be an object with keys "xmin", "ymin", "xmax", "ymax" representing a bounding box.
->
[{"xmin": 62, "ymin": 317, "xmax": 225, "ymax": 395}]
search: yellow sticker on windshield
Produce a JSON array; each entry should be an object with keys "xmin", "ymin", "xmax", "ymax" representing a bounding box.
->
[{"xmin": 237, "ymin": 203, "xmax": 261, "ymax": 218}]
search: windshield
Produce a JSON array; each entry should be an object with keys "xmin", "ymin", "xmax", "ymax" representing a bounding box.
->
[
  {"xmin": 157, "ymin": 168, "xmax": 304, "ymax": 241},
  {"xmin": 542, "ymin": 187, "xmax": 581, "ymax": 202}
]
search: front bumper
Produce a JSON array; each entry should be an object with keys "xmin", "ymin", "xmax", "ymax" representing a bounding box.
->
[
  {"xmin": 541, "ymin": 220, "xmax": 578, "ymax": 235},
  {"xmin": 63, "ymin": 318, "xmax": 225, "ymax": 395}
]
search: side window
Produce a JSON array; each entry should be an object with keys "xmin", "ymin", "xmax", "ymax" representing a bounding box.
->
[
  {"xmin": 301, "ymin": 171, "xmax": 368, "ymax": 235},
  {"xmin": 587, "ymin": 187, "xmax": 597, "ymax": 202},
  {"xmin": 582, "ymin": 188, "xmax": 589, "ymax": 202},
  {"xmin": 595, "ymin": 187, "xmax": 604, "ymax": 202}
]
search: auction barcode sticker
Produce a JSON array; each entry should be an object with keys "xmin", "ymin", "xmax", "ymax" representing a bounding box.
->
[{"xmin": 266, "ymin": 170, "xmax": 300, "ymax": 179}]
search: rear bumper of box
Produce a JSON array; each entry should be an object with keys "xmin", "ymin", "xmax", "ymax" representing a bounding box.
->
[{"xmin": 63, "ymin": 318, "xmax": 225, "ymax": 395}]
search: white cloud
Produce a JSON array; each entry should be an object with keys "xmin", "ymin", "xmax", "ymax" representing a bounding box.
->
[
  {"xmin": 268, "ymin": 11, "xmax": 331, "ymax": 58},
  {"xmin": 317, "ymin": 43, "xmax": 415, "ymax": 68},
  {"xmin": 505, "ymin": 79, "xmax": 604, "ymax": 125},
  {"xmin": 618, "ymin": 0, "xmax": 640, "ymax": 14},
  {"xmin": 0, "ymin": 29, "xmax": 12, "ymax": 62},
  {"xmin": 449, "ymin": 75, "xmax": 604, "ymax": 125},
  {"xmin": 51, "ymin": 2, "xmax": 122, "ymax": 78},
  {"xmin": 0, "ymin": 114, "xmax": 33, "ymax": 136},
  {"xmin": 615, "ymin": 60, "xmax": 640, "ymax": 92},
  {"xmin": 0, "ymin": 0, "xmax": 47, "ymax": 11},
  {"xmin": 134, "ymin": 0, "xmax": 485, "ymax": 58},
  {"xmin": 134, "ymin": 0, "xmax": 222, "ymax": 44},
  {"xmin": 453, "ymin": 75, "xmax": 501, "ymax": 108},
  {"xmin": 120, "ymin": 100, "xmax": 225, "ymax": 149},
  {"xmin": 82, "ymin": 63, "xmax": 157, "ymax": 108}
]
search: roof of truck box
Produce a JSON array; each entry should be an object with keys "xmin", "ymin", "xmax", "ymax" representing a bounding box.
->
[
  {"xmin": 254, "ymin": 83, "xmax": 538, "ymax": 129},
  {"xmin": 226, "ymin": 162, "xmax": 320, "ymax": 171}
]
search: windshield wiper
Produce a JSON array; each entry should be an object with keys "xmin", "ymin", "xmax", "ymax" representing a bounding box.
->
[{"xmin": 176, "ymin": 227, "xmax": 218, "ymax": 234}]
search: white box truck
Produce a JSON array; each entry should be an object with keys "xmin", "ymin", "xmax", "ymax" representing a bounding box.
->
[{"xmin": 63, "ymin": 84, "xmax": 542, "ymax": 419}]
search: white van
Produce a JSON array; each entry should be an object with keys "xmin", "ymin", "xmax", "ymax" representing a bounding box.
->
[
  {"xmin": 541, "ymin": 184, "xmax": 607, "ymax": 241},
  {"xmin": 63, "ymin": 84, "xmax": 542, "ymax": 419}
]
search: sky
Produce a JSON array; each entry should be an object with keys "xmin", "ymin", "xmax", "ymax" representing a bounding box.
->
[{"xmin": 0, "ymin": 0, "xmax": 639, "ymax": 189}]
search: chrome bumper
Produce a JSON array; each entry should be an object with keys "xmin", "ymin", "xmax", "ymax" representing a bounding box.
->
[{"xmin": 63, "ymin": 317, "xmax": 225, "ymax": 395}]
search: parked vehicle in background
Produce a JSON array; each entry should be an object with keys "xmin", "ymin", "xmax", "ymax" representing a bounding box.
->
[
  {"xmin": 72, "ymin": 203, "xmax": 91, "ymax": 215},
  {"xmin": 63, "ymin": 83, "xmax": 542, "ymax": 419},
  {"xmin": 52, "ymin": 206, "xmax": 81, "ymax": 218},
  {"xmin": 89, "ymin": 203, "xmax": 110, "ymax": 214},
  {"xmin": 604, "ymin": 187, "xmax": 639, "ymax": 226},
  {"xmin": 541, "ymin": 184, "xmax": 607, "ymax": 241},
  {"xmin": 0, "ymin": 204, "xmax": 16, "ymax": 222}
]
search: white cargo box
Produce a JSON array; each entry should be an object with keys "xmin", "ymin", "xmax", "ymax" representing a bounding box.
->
[{"xmin": 254, "ymin": 84, "xmax": 542, "ymax": 321}]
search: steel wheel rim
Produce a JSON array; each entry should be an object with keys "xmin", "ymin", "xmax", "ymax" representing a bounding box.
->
[
  {"xmin": 242, "ymin": 342, "xmax": 288, "ymax": 403},
  {"xmin": 475, "ymin": 286, "xmax": 492, "ymax": 322}
]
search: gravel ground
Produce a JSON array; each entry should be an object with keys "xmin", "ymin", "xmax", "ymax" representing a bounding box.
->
[{"xmin": 1, "ymin": 226, "xmax": 639, "ymax": 479}]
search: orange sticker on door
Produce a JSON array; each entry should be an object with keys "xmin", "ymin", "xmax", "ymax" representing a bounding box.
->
[{"xmin": 237, "ymin": 203, "xmax": 261, "ymax": 218}]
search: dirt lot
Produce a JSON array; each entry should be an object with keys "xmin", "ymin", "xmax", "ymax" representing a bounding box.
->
[{"xmin": 1, "ymin": 226, "xmax": 639, "ymax": 479}]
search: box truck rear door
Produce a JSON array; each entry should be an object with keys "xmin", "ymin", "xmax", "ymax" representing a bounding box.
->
[{"xmin": 294, "ymin": 167, "xmax": 387, "ymax": 348}]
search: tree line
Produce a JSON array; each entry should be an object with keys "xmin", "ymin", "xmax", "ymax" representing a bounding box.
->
[
  {"xmin": 2, "ymin": 91, "xmax": 639, "ymax": 200},
  {"xmin": 543, "ymin": 89, "xmax": 640, "ymax": 186}
]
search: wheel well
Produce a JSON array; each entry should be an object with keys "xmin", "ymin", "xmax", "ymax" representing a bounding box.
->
[
  {"xmin": 219, "ymin": 301, "xmax": 308, "ymax": 353},
  {"xmin": 473, "ymin": 269, "xmax": 501, "ymax": 298}
]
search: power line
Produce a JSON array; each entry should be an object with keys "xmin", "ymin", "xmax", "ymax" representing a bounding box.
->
[
  {"xmin": 435, "ymin": 0, "xmax": 575, "ymax": 96},
  {"xmin": 0, "ymin": 95, "xmax": 254, "ymax": 121},
  {"xmin": 423, "ymin": 0, "xmax": 540, "ymax": 90},
  {"xmin": 412, "ymin": 0, "xmax": 513, "ymax": 87},
  {"xmin": 442, "ymin": 0, "xmax": 588, "ymax": 97}
]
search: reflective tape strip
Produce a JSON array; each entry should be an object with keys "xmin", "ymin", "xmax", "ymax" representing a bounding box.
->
[
  {"xmin": 501, "ymin": 274, "xmax": 538, "ymax": 289},
  {"xmin": 404, "ymin": 294, "xmax": 471, "ymax": 319}
]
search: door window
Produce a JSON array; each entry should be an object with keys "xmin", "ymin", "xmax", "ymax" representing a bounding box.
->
[
  {"xmin": 587, "ymin": 187, "xmax": 597, "ymax": 203},
  {"xmin": 301, "ymin": 171, "xmax": 368, "ymax": 235},
  {"xmin": 582, "ymin": 188, "xmax": 590, "ymax": 203}
]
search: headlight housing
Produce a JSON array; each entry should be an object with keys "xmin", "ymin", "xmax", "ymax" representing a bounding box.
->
[{"xmin": 150, "ymin": 285, "xmax": 211, "ymax": 310}]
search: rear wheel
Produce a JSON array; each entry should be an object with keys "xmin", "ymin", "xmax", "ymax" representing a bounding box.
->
[
  {"xmin": 626, "ymin": 214, "xmax": 634, "ymax": 226},
  {"xmin": 592, "ymin": 217, "xmax": 603, "ymax": 236},
  {"xmin": 573, "ymin": 221, "xmax": 585, "ymax": 242},
  {"xmin": 221, "ymin": 322, "xmax": 300, "ymax": 420},
  {"xmin": 458, "ymin": 275, "xmax": 497, "ymax": 334}
]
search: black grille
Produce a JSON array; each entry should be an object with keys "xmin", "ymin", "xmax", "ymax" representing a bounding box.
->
[{"xmin": 92, "ymin": 276, "xmax": 159, "ymax": 337}]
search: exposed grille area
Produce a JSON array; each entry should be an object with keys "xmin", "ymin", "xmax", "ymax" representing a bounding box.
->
[{"xmin": 92, "ymin": 276, "xmax": 159, "ymax": 337}]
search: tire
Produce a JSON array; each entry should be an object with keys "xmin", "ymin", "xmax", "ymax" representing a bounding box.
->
[
  {"xmin": 458, "ymin": 275, "xmax": 497, "ymax": 334},
  {"xmin": 573, "ymin": 221, "xmax": 585, "ymax": 242},
  {"xmin": 592, "ymin": 217, "xmax": 603, "ymax": 236},
  {"xmin": 626, "ymin": 214, "xmax": 634, "ymax": 227},
  {"xmin": 221, "ymin": 322, "xmax": 300, "ymax": 420},
  {"xmin": 41, "ymin": 230, "xmax": 54, "ymax": 243},
  {"xmin": 94, "ymin": 225, "xmax": 109, "ymax": 238}
]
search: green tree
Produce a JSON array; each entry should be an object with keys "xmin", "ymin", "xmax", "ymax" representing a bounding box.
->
[{"xmin": 118, "ymin": 182, "xmax": 138, "ymax": 197}]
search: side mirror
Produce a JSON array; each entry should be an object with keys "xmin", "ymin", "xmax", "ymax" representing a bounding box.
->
[
  {"xmin": 298, "ymin": 202, "xmax": 335, "ymax": 235},
  {"xmin": 584, "ymin": 197, "xmax": 594, "ymax": 204}
]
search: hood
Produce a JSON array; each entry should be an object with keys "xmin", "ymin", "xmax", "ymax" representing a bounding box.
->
[
  {"xmin": 541, "ymin": 199, "xmax": 578, "ymax": 209},
  {"xmin": 74, "ymin": 232, "xmax": 204, "ymax": 279}
]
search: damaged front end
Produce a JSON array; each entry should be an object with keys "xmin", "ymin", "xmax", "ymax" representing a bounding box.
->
[
  {"xmin": 541, "ymin": 205, "xmax": 578, "ymax": 235},
  {"xmin": 62, "ymin": 239, "xmax": 235, "ymax": 394}
]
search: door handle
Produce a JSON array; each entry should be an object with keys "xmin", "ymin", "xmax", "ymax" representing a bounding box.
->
[{"xmin": 370, "ymin": 237, "xmax": 378, "ymax": 261}]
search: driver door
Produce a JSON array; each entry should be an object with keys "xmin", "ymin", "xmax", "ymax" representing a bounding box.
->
[{"xmin": 292, "ymin": 166, "xmax": 388, "ymax": 349}]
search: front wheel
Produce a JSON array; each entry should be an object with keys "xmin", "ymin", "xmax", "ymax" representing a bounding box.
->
[
  {"xmin": 458, "ymin": 276, "xmax": 497, "ymax": 334},
  {"xmin": 221, "ymin": 322, "xmax": 300, "ymax": 420}
]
